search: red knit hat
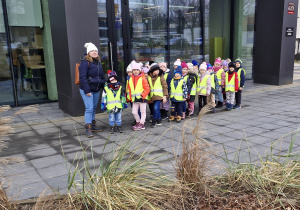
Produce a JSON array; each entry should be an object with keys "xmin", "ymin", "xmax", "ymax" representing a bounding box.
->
[{"xmin": 181, "ymin": 61, "xmax": 188, "ymax": 69}]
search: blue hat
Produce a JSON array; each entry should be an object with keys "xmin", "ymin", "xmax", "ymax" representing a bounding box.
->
[
  {"xmin": 174, "ymin": 66, "xmax": 182, "ymax": 76},
  {"xmin": 192, "ymin": 60, "xmax": 199, "ymax": 67}
]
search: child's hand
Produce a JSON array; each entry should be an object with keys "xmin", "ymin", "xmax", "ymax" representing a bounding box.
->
[
  {"xmin": 163, "ymin": 96, "xmax": 167, "ymax": 103},
  {"xmin": 239, "ymin": 87, "xmax": 243, "ymax": 90}
]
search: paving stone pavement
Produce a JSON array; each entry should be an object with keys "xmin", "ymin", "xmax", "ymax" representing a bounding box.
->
[{"xmin": 1, "ymin": 66, "xmax": 300, "ymax": 201}]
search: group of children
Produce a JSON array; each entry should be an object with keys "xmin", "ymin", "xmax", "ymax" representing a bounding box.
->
[{"xmin": 101, "ymin": 57, "xmax": 246, "ymax": 133}]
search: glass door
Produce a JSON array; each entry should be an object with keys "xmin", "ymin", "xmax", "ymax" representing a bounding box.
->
[
  {"xmin": 97, "ymin": 0, "xmax": 127, "ymax": 85},
  {"xmin": 0, "ymin": 0, "xmax": 15, "ymax": 106}
]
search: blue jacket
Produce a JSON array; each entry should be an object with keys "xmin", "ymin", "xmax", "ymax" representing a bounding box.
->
[
  {"xmin": 79, "ymin": 55, "xmax": 105, "ymax": 94},
  {"xmin": 236, "ymin": 67, "xmax": 246, "ymax": 87}
]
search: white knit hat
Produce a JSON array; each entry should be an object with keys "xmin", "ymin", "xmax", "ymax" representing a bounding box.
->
[
  {"xmin": 84, "ymin": 42, "xmax": 98, "ymax": 54},
  {"xmin": 199, "ymin": 62, "xmax": 207, "ymax": 71},
  {"xmin": 126, "ymin": 63, "xmax": 132, "ymax": 72},
  {"xmin": 174, "ymin": 59, "xmax": 181, "ymax": 66},
  {"xmin": 187, "ymin": 63, "xmax": 193, "ymax": 71}
]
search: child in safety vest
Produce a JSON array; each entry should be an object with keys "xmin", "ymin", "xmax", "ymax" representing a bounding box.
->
[
  {"xmin": 168, "ymin": 66, "xmax": 188, "ymax": 123},
  {"xmin": 103, "ymin": 70, "xmax": 124, "ymax": 134},
  {"xmin": 181, "ymin": 61, "xmax": 192, "ymax": 119},
  {"xmin": 197, "ymin": 62, "xmax": 211, "ymax": 112},
  {"xmin": 159, "ymin": 62, "xmax": 172, "ymax": 120},
  {"xmin": 222, "ymin": 60, "xmax": 229, "ymax": 105},
  {"xmin": 222, "ymin": 62, "xmax": 239, "ymax": 111},
  {"xmin": 142, "ymin": 67, "xmax": 154, "ymax": 123},
  {"xmin": 207, "ymin": 63, "xmax": 219, "ymax": 113},
  {"xmin": 127, "ymin": 62, "xmax": 150, "ymax": 131},
  {"xmin": 186, "ymin": 62, "xmax": 198, "ymax": 117},
  {"xmin": 234, "ymin": 59, "xmax": 246, "ymax": 109},
  {"xmin": 213, "ymin": 57, "xmax": 225, "ymax": 108},
  {"xmin": 147, "ymin": 63, "xmax": 168, "ymax": 128}
]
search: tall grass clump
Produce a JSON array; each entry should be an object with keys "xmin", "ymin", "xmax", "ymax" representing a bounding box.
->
[
  {"xmin": 218, "ymin": 128, "xmax": 300, "ymax": 208},
  {"xmin": 66, "ymin": 136, "xmax": 178, "ymax": 210}
]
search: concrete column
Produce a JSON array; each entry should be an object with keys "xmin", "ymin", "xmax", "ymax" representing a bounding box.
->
[
  {"xmin": 48, "ymin": 0, "xmax": 100, "ymax": 116},
  {"xmin": 253, "ymin": 0, "xmax": 299, "ymax": 85}
]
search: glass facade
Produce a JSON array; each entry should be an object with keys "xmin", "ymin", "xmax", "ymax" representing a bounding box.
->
[
  {"xmin": 0, "ymin": 0, "xmax": 56, "ymax": 106},
  {"xmin": 234, "ymin": 0, "xmax": 255, "ymax": 79},
  {"xmin": 1, "ymin": 0, "xmax": 256, "ymax": 107}
]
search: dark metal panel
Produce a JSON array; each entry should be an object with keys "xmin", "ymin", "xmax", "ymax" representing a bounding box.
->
[{"xmin": 253, "ymin": 0, "xmax": 285, "ymax": 85}]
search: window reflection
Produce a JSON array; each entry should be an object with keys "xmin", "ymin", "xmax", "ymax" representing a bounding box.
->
[
  {"xmin": 169, "ymin": 0, "xmax": 202, "ymax": 63},
  {"xmin": 129, "ymin": 0, "xmax": 168, "ymax": 64}
]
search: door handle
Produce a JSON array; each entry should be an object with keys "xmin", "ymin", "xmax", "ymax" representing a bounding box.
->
[{"xmin": 109, "ymin": 42, "xmax": 114, "ymax": 71}]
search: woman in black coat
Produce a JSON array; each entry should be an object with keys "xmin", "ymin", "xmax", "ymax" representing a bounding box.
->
[{"xmin": 79, "ymin": 42, "xmax": 105, "ymax": 137}]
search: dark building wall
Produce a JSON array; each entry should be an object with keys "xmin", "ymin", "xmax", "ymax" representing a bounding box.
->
[
  {"xmin": 48, "ymin": 0, "xmax": 100, "ymax": 116},
  {"xmin": 253, "ymin": 0, "xmax": 298, "ymax": 85}
]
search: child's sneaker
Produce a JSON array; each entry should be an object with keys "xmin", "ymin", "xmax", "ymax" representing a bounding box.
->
[
  {"xmin": 149, "ymin": 115, "xmax": 153, "ymax": 123},
  {"xmin": 151, "ymin": 120, "xmax": 157, "ymax": 128},
  {"xmin": 233, "ymin": 104, "xmax": 240, "ymax": 109},
  {"xmin": 132, "ymin": 123, "xmax": 140, "ymax": 131},
  {"xmin": 182, "ymin": 113, "xmax": 186, "ymax": 120},
  {"xmin": 157, "ymin": 119, "xmax": 162, "ymax": 125},
  {"xmin": 139, "ymin": 123, "xmax": 145, "ymax": 130}
]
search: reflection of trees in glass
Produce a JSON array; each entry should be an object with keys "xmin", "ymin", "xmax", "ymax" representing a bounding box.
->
[{"xmin": 170, "ymin": 0, "xmax": 201, "ymax": 46}]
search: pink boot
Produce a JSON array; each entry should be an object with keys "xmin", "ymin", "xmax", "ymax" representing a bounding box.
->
[
  {"xmin": 132, "ymin": 122, "xmax": 140, "ymax": 131},
  {"xmin": 182, "ymin": 113, "xmax": 185, "ymax": 120}
]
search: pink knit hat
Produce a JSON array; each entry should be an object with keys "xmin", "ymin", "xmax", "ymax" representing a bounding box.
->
[
  {"xmin": 181, "ymin": 61, "xmax": 188, "ymax": 69},
  {"xmin": 131, "ymin": 62, "xmax": 141, "ymax": 70},
  {"xmin": 214, "ymin": 57, "xmax": 222, "ymax": 65}
]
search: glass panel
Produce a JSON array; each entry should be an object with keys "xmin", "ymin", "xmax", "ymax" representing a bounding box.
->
[
  {"xmin": 6, "ymin": 2, "xmax": 48, "ymax": 105},
  {"xmin": 0, "ymin": 1, "xmax": 15, "ymax": 106},
  {"xmin": 129, "ymin": 0, "xmax": 168, "ymax": 64},
  {"xmin": 97, "ymin": 0, "xmax": 110, "ymax": 74},
  {"xmin": 6, "ymin": 0, "xmax": 43, "ymax": 27},
  {"xmin": 169, "ymin": 0, "xmax": 202, "ymax": 65},
  {"xmin": 234, "ymin": 0, "xmax": 255, "ymax": 79},
  {"xmin": 114, "ymin": 0, "xmax": 125, "ymax": 84},
  {"xmin": 205, "ymin": 0, "xmax": 231, "ymax": 65}
]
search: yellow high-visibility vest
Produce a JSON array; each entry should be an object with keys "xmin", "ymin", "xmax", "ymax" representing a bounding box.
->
[
  {"xmin": 216, "ymin": 69, "xmax": 224, "ymax": 85},
  {"xmin": 170, "ymin": 79, "xmax": 184, "ymax": 101},
  {"xmin": 104, "ymin": 86, "xmax": 122, "ymax": 110},
  {"xmin": 163, "ymin": 72, "xmax": 169, "ymax": 81},
  {"xmin": 225, "ymin": 72, "xmax": 236, "ymax": 92},
  {"xmin": 198, "ymin": 75, "xmax": 210, "ymax": 95},
  {"xmin": 148, "ymin": 76, "xmax": 163, "ymax": 98},
  {"xmin": 127, "ymin": 77, "xmax": 143, "ymax": 102}
]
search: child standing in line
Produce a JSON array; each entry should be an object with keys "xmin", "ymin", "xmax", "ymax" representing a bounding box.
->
[
  {"xmin": 186, "ymin": 62, "xmax": 198, "ymax": 116},
  {"xmin": 213, "ymin": 57, "xmax": 225, "ymax": 108},
  {"xmin": 147, "ymin": 63, "xmax": 168, "ymax": 128},
  {"xmin": 197, "ymin": 62, "xmax": 211, "ymax": 112},
  {"xmin": 103, "ymin": 71, "xmax": 124, "ymax": 134},
  {"xmin": 127, "ymin": 62, "xmax": 150, "ymax": 130},
  {"xmin": 181, "ymin": 61, "xmax": 191, "ymax": 119},
  {"xmin": 159, "ymin": 62, "xmax": 172, "ymax": 120},
  {"xmin": 168, "ymin": 66, "xmax": 188, "ymax": 123},
  {"xmin": 206, "ymin": 63, "xmax": 218, "ymax": 113},
  {"xmin": 223, "ymin": 62, "xmax": 239, "ymax": 111},
  {"xmin": 234, "ymin": 59, "xmax": 246, "ymax": 109},
  {"xmin": 222, "ymin": 60, "xmax": 229, "ymax": 105}
]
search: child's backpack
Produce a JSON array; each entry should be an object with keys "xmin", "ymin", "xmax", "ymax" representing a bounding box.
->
[{"xmin": 75, "ymin": 62, "xmax": 89, "ymax": 85}]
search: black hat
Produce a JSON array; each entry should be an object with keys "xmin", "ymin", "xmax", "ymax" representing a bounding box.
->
[
  {"xmin": 228, "ymin": 62, "xmax": 236, "ymax": 68},
  {"xmin": 148, "ymin": 63, "xmax": 163, "ymax": 75}
]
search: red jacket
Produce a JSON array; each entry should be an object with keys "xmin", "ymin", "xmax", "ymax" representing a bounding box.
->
[{"xmin": 126, "ymin": 73, "xmax": 150, "ymax": 102}]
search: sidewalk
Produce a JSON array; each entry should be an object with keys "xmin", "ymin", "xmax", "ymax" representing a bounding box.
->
[{"xmin": 1, "ymin": 66, "xmax": 300, "ymax": 201}]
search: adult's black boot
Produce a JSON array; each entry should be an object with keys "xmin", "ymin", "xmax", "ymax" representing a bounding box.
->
[
  {"xmin": 215, "ymin": 101, "xmax": 223, "ymax": 108},
  {"xmin": 85, "ymin": 124, "xmax": 93, "ymax": 138}
]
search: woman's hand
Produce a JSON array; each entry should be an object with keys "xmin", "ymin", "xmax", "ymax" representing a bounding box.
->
[{"xmin": 86, "ymin": 93, "xmax": 92, "ymax": 96}]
